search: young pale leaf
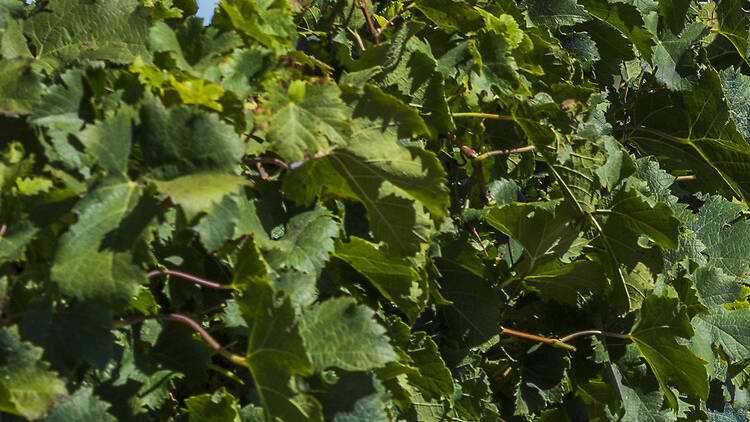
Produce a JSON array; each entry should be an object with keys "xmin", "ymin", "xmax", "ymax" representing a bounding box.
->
[
  {"xmin": 0, "ymin": 326, "xmax": 68, "ymax": 420},
  {"xmin": 300, "ymin": 297, "xmax": 398, "ymax": 372}
]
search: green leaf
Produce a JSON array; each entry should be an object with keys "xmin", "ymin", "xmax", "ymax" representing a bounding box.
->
[
  {"xmin": 607, "ymin": 188, "xmax": 680, "ymax": 250},
  {"xmin": 300, "ymin": 297, "xmax": 398, "ymax": 372},
  {"xmin": 183, "ymin": 388, "xmax": 241, "ymax": 422},
  {"xmin": 721, "ymin": 65, "xmax": 750, "ymax": 141},
  {"xmin": 334, "ymin": 236, "xmax": 428, "ymax": 323},
  {"xmin": 214, "ymin": 0, "xmax": 296, "ymax": 54},
  {"xmin": 579, "ymin": 0, "xmax": 655, "ymax": 63},
  {"xmin": 485, "ymin": 201, "xmax": 582, "ymax": 260},
  {"xmin": 284, "ymin": 144, "xmax": 447, "ymax": 255},
  {"xmin": 50, "ymin": 178, "xmax": 157, "ymax": 306},
  {"xmin": 522, "ymin": 0, "xmax": 590, "ymax": 32},
  {"xmin": 658, "ymin": 0, "xmax": 692, "ymax": 35},
  {"xmin": 437, "ymin": 240, "xmax": 501, "ymax": 347},
  {"xmin": 319, "ymin": 372, "xmax": 391, "ymax": 422},
  {"xmin": 137, "ymin": 96, "xmax": 245, "ymax": 180},
  {"xmin": 262, "ymin": 204, "xmax": 339, "ymax": 275},
  {"xmin": 234, "ymin": 240, "xmax": 322, "ymax": 422},
  {"xmin": 23, "ymin": 0, "xmax": 151, "ymax": 72},
  {"xmin": 629, "ymin": 295, "xmax": 708, "ymax": 408},
  {"xmin": 151, "ymin": 173, "xmax": 249, "ymax": 222},
  {"xmin": 415, "ymin": 0, "xmax": 484, "ymax": 33},
  {"xmin": 523, "ymin": 257, "xmax": 605, "ymax": 307},
  {"xmin": 714, "ymin": 0, "xmax": 750, "ymax": 67},
  {"xmin": 76, "ymin": 108, "xmax": 135, "ymax": 176},
  {"xmin": 254, "ymin": 80, "xmax": 351, "ymax": 162},
  {"xmin": 0, "ymin": 326, "xmax": 68, "ymax": 420},
  {"xmin": 652, "ymin": 22, "xmax": 706, "ymax": 91},
  {"xmin": 0, "ymin": 58, "xmax": 42, "ymax": 117},
  {"xmin": 41, "ymin": 387, "xmax": 116, "ymax": 422}
]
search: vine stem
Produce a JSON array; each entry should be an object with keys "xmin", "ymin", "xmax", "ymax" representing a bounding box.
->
[
  {"xmin": 452, "ymin": 112, "xmax": 514, "ymax": 120},
  {"xmin": 243, "ymin": 151, "xmax": 326, "ymax": 172},
  {"xmin": 0, "ymin": 223, "xmax": 5, "ymax": 238},
  {"xmin": 147, "ymin": 269, "xmax": 234, "ymax": 290},
  {"xmin": 675, "ymin": 175, "xmax": 696, "ymax": 182},
  {"xmin": 356, "ymin": 0, "xmax": 379, "ymax": 44},
  {"xmin": 500, "ymin": 326, "xmax": 577, "ymax": 352},
  {"xmin": 474, "ymin": 145, "xmax": 536, "ymax": 160},
  {"xmin": 615, "ymin": 125, "xmax": 690, "ymax": 144},
  {"xmin": 116, "ymin": 314, "xmax": 247, "ymax": 367},
  {"xmin": 559, "ymin": 329, "xmax": 630, "ymax": 343}
]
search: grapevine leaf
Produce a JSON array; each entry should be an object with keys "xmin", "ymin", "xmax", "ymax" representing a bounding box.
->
[
  {"xmin": 50, "ymin": 178, "xmax": 158, "ymax": 306},
  {"xmin": 579, "ymin": 0, "xmax": 655, "ymax": 63},
  {"xmin": 414, "ymin": 0, "xmax": 483, "ymax": 33},
  {"xmin": 334, "ymin": 236, "xmax": 428, "ymax": 323},
  {"xmin": 151, "ymin": 173, "xmax": 249, "ymax": 222},
  {"xmin": 254, "ymin": 80, "xmax": 351, "ymax": 162},
  {"xmin": 41, "ymin": 387, "xmax": 116, "ymax": 422},
  {"xmin": 183, "ymin": 388, "xmax": 241, "ymax": 422},
  {"xmin": 283, "ymin": 144, "xmax": 447, "ymax": 255},
  {"xmin": 234, "ymin": 239, "xmax": 323, "ymax": 422},
  {"xmin": 709, "ymin": 405, "xmax": 747, "ymax": 422},
  {"xmin": 437, "ymin": 240, "xmax": 501, "ymax": 347},
  {"xmin": 23, "ymin": 0, "xmax": 151, "ymax": 72},
  {"xmin": 319, "ymin": 372, "xmax": 391, "ymax": 422},
  {"xmin": 629, "ymin": 295, "xmax": 708, "ymax": 408},
  {"xmin": 300, "ymin": 297, "xmax": 398, "ymax": 372},
  {"xmin": 607, "ymin": 188, "xmax": 680, "ymax": 250},
  {"xmin": 652, "ymin": 22, "xmax": 706, "ymax": 91},
  {"xmin": 523, "ymin": 257, "xmax": 605, "ymax": 307},
  {"xmin": 522, "ymin": 0, "xmax": 590, "ymax": 32},
  {"xmin": 485, "ymin": 201, "xmax": 582, "ymax": 260},
  {"xmin": 713, "ymin": 0, "xmax": 750, "ymax": 67},
  {"xmin": 720, "ymin": 66, "xmax": 750, "ymax": 141},
  {"xmin": 0, "ymin": 58, "xmax": 42, "ymax": 117},
  {"xmin": 0, "ymin": 326, "xmax": 68, "ymax": 420},
  {"xmin": 214, "ymin": 0, "xmax": 296, "ymax": 54},
  {"xmin": 658, "ymin": 0, "xmax": 692, "ymax": 35},
  {"xmin": 137, "ymin": 96, "xmax": 245, "ymax": 180},
  {"xmin": 263, "ymin": 204, "xmax": 340, "ymax": 275}
]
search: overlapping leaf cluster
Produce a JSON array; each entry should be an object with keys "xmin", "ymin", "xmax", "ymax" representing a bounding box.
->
[{"xmin": 4, "ymin": 0, "xmax": 750, "ymax": 420}]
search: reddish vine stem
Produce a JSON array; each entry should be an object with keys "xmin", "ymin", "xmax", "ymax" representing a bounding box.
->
[
  {"xmin": 147, "ymin": 269, "xmax": 234, "ymax": 290},
  {"xmin": 243, "ymin": 151, "xmax": 326, "ymax": 173},
  {"xmin": 356, "ymin": 0, "xmax": 379, "ymax": 44},
  {"xmin": 675, "ymin": 175, "xmax": 696, "ymax": 182},
  {"xmin": 116, "ymin": 314, "xmax": 246, "ymax": 367},
  {"xmin": 0, "ymin": 223, "xmax": 6, "ymax": 237}
]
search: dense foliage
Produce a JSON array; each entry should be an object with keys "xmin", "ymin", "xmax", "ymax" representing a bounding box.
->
[{"xmin": 7, "ymin": 0, "xmax": 750, "ymax": 420}]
